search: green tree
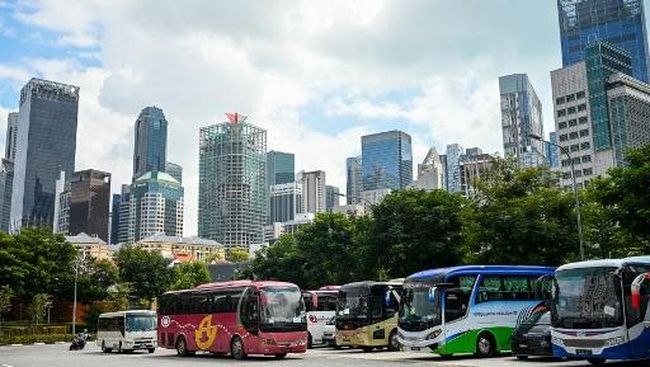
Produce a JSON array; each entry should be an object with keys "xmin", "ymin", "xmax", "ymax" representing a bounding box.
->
[
  {"xmin": 360, "ymin": 189, "xmax": 467, "ymax": 279},
  {"xmin": 170, "ymin": 261, "xmax": 212, "ymax": 290},
  {"xmin": 70, "ymin": 258, "xmax": 119, "ymax": 304},
  {"xmin": 589, "ymin": 145, "xmax": 650, "ymax": 250},
  {"xmin": 28, "ymin": 293, "xmax": 52, "ymax": 327},
  {"xmin": 106, "ymin": 283, "xmax": 131, "ymax": 311},
  {"xmin": 0, "ymin": 285, "xmax": 14, "ymax": 333},
  {"xmin": 0, "ymin": 228, "xmax": 76, "ymax": 302},
  {"xmin": 245, "ymin": 234, "xmax": 304, "ymax": 285},
  {"xmin": 225, "ymin": 247, "xmax": 250, "ymax": 263},
  {"xmin": 462, "ymin": 157, "xmax": 579, "ymax": 266},
  {"xmin": 205, "ymin": 252, "xmax": 225, "ymax": 263},
  {"xmin": 114, "ymin": 246, "xmax": 172, "ymax": 307}
]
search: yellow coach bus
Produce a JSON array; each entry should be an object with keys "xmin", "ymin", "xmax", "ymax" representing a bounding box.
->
[{"xmin": 335, "ymin": 279, "xmax": 403, "ymax": 352}]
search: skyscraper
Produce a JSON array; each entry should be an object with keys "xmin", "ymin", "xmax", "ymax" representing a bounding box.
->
[
  {"xmin": 345, "ymin": 156, "xmax": 362, "ymax": 204},
  {"xmin": 129, "ymin": 171, "xmax": 184, "ymax": 242},
  {"xmin": 557, "ymin": 0, "xmax": 650, "ymax": 83},
  {"xmin": 5, "ymin": 112, "xmax": 18, "ymax": 162},
  {"xmin": 269, "ymin": 182, "xmax": 303, "ymax": 224},
  {"xmin": 116, "ymin": 184, "xmax": 131, "ymax": 244},
  {"xmin": 548, "ymin": 132, "xmax": 561, "ymax": 168},
  {"xmin": 110, "ymin": 193, "xmax": 121, "ymax": 244},
  {"xmin": 133, "ymin": 106, "xmax": 168, "ymax": 180},
  {"xmin": 198, "ymin": 113, "xmax": 267, "ymax": 249},
  {"xmin": 10, "ymin": 78, "xmax": 79, "ymax": 230},
  {"xmin": 298, "ymin": 170, "xmax": 326, "ymax": 214},
  {"xmin": 411, "ymin": 147, "xmax": 445, "ymax": 191},
  {"xmin": 267, "ymin": 151, "xmax": 295, "ymax": 187},
  {"xmin": 499, "ymin": 73, "xmax": 546, "ymax": 167},
  {"xmin": 445, "ymin": 143, "xmax": 464, "ymax": 193},
  {"xmin": 361, "ymin": 130, "xmax": 413, "ymax": 191},
  {"xmin": 165, "ymin": 161, "xmax": 182, "ymax": 184},
  {"xmin": 0, "ymin": 159, "xmax": 13, "ymax": 231},
  {"xmin": 325, "ymin": 185, "xmax": 340, "ymax": 212},
  {"xmin": 55, "ymin": 169, "xmax": 111, "ymax": 241}
]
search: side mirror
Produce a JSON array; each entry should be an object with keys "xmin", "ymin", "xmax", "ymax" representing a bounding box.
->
[
  {"xmin": 631, "ymin": 272, "xmax": 650, "ymax": 310},
  {"xmin": 429, "ymin": 287, "xmax": 437, "ymax": 304}
]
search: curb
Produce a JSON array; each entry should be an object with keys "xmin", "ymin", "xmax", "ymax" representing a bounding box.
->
[
  {"xmin": 33, "ymin": 342, "xmax": 45, "ymax": 345},
  {"xmin": 9, "ymin": 344, "xmax": 23, "ymax": 346}
]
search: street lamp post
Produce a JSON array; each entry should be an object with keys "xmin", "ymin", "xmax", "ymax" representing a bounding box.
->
[
  {"xmin": 529, "ymin": 134, "xmax": 585, "ymax": 260},
  {"xmin": 72, "ymin": 252, "xmax": 86, "ymax": 335}
]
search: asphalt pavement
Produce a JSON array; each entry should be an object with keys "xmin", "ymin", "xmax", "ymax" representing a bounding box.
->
[{"xmin": 0, "ymin": 343, "xmax": 644, "ymax": 367}]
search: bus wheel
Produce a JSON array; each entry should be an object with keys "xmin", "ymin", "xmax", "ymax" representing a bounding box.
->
[
  {"xmin": 118, "ymin": 342, "xmax": 123, "ymax": 354},
  {"xmin": 176, "ymin": 336, "xmax": 188, "ymax": 357},
  {"xmin": 361, "ymin": 346, "xmax": 374, "ymax": 352},
  {"xmin": 308, "ymin": 333, "xmax": 313, "ymax": 349},
  {"xmin": 231, "ymin": 336, "xmax": 247, "ymax": 360},
  {"xmin": 475, "ymin": 332, "xmax": 496, "ymax": 358},
  {"xmin": 101, "ymin": 341, "xmax": 112, "ymax": 353},
  {"xmin": 587, "ymin": 358, "xmax": 606, "ymax": 366},
  {"xmin": 148, "ymin": 348, "xmax": 155, "ymax": 354},
  {"xmin": 274, "ymin": 353, "xmax": 287, "ymax": 359},
  {"xmin": 388, "ymin": 330, "xmax": 399, "ymax": 351}
]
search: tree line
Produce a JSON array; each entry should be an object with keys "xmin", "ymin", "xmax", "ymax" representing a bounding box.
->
[{"xmin": 245, "ymin": 145, "xmax": 650, "ymax": 289}]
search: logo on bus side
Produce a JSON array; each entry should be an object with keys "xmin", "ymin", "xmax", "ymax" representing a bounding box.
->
[
  {"xmin": 195, "ymin": 315, "xmax": 218, "ymax": 350},
  {"xmin": 161, "ymin": 316, "xmax": 171, "ymax": 328}
]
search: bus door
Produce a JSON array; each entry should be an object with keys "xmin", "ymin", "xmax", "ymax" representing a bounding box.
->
[
  {"xmin": 628, "ymin": 270, "xmax": 650, "ymax": 359},
  {"xmin": 240, "ymin": 288, "xmax": 260, "ymax": 336}
]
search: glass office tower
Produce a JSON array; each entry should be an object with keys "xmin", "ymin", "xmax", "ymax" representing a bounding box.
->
[
  {"xmin": 558, "ymin": 0, "xmax": 650, "ymax": 82},
  {"xmin": 10, "ymin": 78, "xmax": 79, "ymax": 230},
  {"xmin": 361, "ymin": 130, "xmax": 413, "ymax": 191},
  {"xmin": 266, "ymin": 150, "xmax": 294, "ymax": 187},
  {"xmin": 133, "ymin": 106, "xmax": 168, "ymax": 180},
  {"xmin": 345, "ymin": 156, "xmax": 362, "ymax": 204}
]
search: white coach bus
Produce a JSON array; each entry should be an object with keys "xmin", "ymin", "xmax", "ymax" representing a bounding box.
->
[{"xmin": 96, "ymin": 310, "xmax": 157, "ymax": 353}]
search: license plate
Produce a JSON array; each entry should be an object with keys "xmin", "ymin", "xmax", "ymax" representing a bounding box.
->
[
  {"xmin": 411, "ymin": 347, "xmax": 421, "ymax": 351},
  {"xmin": 576, "ymin": 349, "xmax": 593, "ymax": 355}
]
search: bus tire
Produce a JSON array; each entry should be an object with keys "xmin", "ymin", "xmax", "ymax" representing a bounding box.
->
[
  {"xmin": 118, "ymin": 342, "xmax": 123, "ymax": 354},
  {"xmin": 388, "ymin": 329, "xmax": 399, "ymax": 351},
  {"xmin": 361, "ymin": 346, "xmax": 374, "ymax": 352},
  {"xmin": 274, "ymin": 353, "xmax": 287, "ymax": 359},
  {"xmin": 308, "ymin": 333, "xmax": 313, "ymax": 349},
  {"xmin": 475, "ymin": 332, "xmax": 496, "ymax": 358},
  {"xmin": 587, "ymin": 358, "xmax": 606, "ymax": 366},
  {"xmin": 231, "ymin": 336, "xmax": 247, "ymax": 360},
  {"xmin": 176, "ymin": 336, "xmax": 189, "ymax": 357},
  {"xmin": 101, "ymin": 341, "xmax": 112, "ymax": 353},
  {"xmin": 148, "ymin": 348, "xmax": 155, "ymax": 354}
]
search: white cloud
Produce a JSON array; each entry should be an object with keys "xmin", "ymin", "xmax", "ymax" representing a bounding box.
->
[{"xmin": 2, "ymin": 1, "xmax": 566, "ymax": 235}]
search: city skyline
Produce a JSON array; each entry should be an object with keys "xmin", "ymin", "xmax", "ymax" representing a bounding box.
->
[{"xmin": 2, "ymin": 1, "xmax": 647, "ymax": 235}]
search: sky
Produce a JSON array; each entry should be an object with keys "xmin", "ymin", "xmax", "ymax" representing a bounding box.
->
[{"xmin": 0, "ymin": 0, "xmax": 580, "ymax": 236}]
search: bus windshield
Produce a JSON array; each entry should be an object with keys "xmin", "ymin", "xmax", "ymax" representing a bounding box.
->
[
  {"xmin": 337, "ymin": 286, "xmax": 370, "ymax": 319},
  {"xmin": 126, "ymin": 314, "xmax": 157, "ymax": 332},
  {"xmin": 399, "ymin": 286, "xmax": 441, "ymax": 332},
  {"xmin": 261, "ymin": 286, "xmax": 305, "ymax": 328},
  {"xmin": 552, "ymin": 267, "xmax": 623, "ymax": 329}
]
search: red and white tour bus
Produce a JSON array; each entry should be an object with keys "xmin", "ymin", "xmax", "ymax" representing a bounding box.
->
[{"xmin": 157, "ymin": 280, "xmax": 308, "ymax": 359}]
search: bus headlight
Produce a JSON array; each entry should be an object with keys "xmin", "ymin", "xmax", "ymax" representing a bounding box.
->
[
  {"xmin": 427, "ymin": 329, "xmax": 442, "ymax": 340},
  {"xmin": 605, "ymin": 336, "xmax": 625, "ymax": 347},
  {"xmin": 551, "ymin": 335, "xmax": 565, "ymax": 347}
]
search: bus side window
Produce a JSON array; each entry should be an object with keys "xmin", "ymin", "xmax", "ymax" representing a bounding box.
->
[{"xmin": 477, "ymin": 276, "xmax": 503, "ymax": 303}]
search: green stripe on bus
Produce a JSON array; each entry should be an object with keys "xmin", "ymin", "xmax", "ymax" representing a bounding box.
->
[{"xmin": 434, "ymin": 327, "xmax": 514, "ymax": 355}]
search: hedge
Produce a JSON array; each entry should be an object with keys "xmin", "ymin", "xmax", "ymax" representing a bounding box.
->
[{"xmin": 0, "ymin": 334, "xmax": 74, "ymax": 345}]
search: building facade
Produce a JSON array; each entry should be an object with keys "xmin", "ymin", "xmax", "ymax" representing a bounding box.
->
[
  {"xmin": 110, "ymin": 193, "xmax": 120, "ymax": 244},
  {"xmin": 607, "ymin": 72, "xmax": 650, "ymax": 165},
  {"xmin": 116, "ymin": 185, "xmax": 131, "ymax": 244},
  {"xmin": 55, "ymin": 169, "xmax": 111, "ymax": 241},
  {"xmin": 557, "ymin": 0, "xmax": 650, "ymax": 83},
  {"xmin": 298, "ymin": 170, "xmax": 326, "ymax": 214},
  {"xmin": 345, "ymin": 156, "xmax": 362, "ymax": 204},
  {"xmin": 360, "ymin": 188, "xmax": 392, "ymax": 211},
  {"xmin": 128, "ymin": 171, "xmax": 184, "ymax": 242},
  {"xmin": 10, "ymin": 78, "xmax": 79, "ymax": 230},
  {"xmin": 548, "ymin": 132, "xmax": 561, "ymax": 168},
  {"xmin": 269, "ymin": 182, "xmax": 303, "ymax": 224},
  {"xmin": 5, "ymin": 112, "xmax": 18, "ymax": 162},
  {"xmin": 266, "ymin": 151, "xmax": 295, "ymax": 187},
  {"xmin": 198, "ymin": 114, "xmax": 267, "ymax": 249},
  {"xmin": 136, "ymin": 233, "xmax": 225, "ymax": 263},
  {"xmin": 499, "ymin": 73, "xmax": 546, "ymax": 167},
  {"xmin": 133, "ymin": 106, "xmax": 168, "ymax": 180},
  {"xmin": 65, "ymin": 233, "xmax": 111, "ymax": 261},
  {"xmin": 460, "ymin": 152, "xmax": 494, "ymax": 197},
  {"xmin": 361, "ymin": 130, "xmax": 413, "ymax": 191},
  {"xmin": 325, "ymin": 185, "xmax": 339, "ymax": 212},
  {"xmin": 410, "ymin": 147, "xmax": 446, "ymax": 191},
  {"xmin": 0, "ymin": 159, "xmax": 13, "ymax": 231},
  {"xmin": 165, "ymin": 161, "xmax": 182, "ymax": 184},
  {"xmin": 445, "ymin": 143, "xmax": 464, "ymax": 193}
]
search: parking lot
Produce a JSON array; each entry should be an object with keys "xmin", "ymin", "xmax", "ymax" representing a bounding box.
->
[{"xmin": 1, "ymin": 343, "xmax": 646, "ymax": 367}]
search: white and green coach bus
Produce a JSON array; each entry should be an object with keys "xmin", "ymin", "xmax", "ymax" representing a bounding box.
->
[{"xmin": 397, "ymin": 265, "xmax": 554, "ymax": 357}]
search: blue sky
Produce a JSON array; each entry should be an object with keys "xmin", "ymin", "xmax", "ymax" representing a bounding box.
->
[{"xmin": 0, "ymin": 0, "xmax": 631, "ymax": 234}]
